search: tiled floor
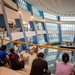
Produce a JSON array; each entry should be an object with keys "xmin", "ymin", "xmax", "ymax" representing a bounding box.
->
[
  {"xmin": 16, "ymin": 66, "xmax": 30, "ymax": 75},
  {"xmin": 16, "ymin": 65, "xmax": 55, "ymax": 75},
  {"xmin": 0, "ymin": 66, "xmax": 55, "ymax": 75}
]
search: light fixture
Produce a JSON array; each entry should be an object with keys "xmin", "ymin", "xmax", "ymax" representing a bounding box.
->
[
  {"xmin": 57, "ymin": 21, "xmax": 62, "ymax": 24},
  {"xmin": 31, "ymin": 15, "xmax": 34, "ymax": 19},
  {"xmin": 23, "ymin": 21, "xmax": 26, "ymax": 24}
]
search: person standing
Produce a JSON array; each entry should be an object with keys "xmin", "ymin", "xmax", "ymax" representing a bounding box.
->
[
  {"xmin": 30, "ymin": 52, "xmax": 50, "ymax": 75},
  {"xmin": 56, "ymin": 53, "xmax": 73, "ymax": 75}
]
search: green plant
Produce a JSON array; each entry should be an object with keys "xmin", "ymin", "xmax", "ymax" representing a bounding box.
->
[{"xmin": 51, "ymin": 42, "xmax": 61, "ymax": 46}]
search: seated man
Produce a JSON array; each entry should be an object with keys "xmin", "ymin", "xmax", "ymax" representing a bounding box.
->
[
  {"xmin": 30, "ymin": 52, "xmax": 51, "ymax": 75},
  {"xmin": 0, "ymin": 45, "xmax": 9, "ymax": 66},
  {"xmin": 9, "ymin": 48, "xmax": 25, "ymax": 70}
]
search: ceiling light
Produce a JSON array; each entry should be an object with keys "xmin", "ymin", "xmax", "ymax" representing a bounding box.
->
[
  {"xmin": 23, "ymin": 21, "xmax": 26, "ymax": 24},
  {"xmin": 31, "ymin": 15, "xmax": 34, "ymax": 19},
  {"xmin": 57, "ymin": 21, "xmax": 62, "ymax": 24}
]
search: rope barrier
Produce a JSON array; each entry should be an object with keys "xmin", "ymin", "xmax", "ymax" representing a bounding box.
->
[{"xmin": 0, "ymin": 38, "xmax": 75, "ymax": 52}]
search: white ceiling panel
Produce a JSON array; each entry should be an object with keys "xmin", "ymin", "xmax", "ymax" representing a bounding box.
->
[{"xmin": 25, "ymin": 0, "xmax": 75, "ymax": 16}]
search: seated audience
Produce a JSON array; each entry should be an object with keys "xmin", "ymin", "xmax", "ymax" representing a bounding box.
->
[
  {"xmin": 9, "ymin": 48, "xmax": 25, "ymax": 70},
  {"xmin": 0, "ymin": 45, "xmax": 9, "ymax": 66},
  {"xmin": 56, "ymin": 53, "xmax": 73, "ymax": 75},
  {"xmin": 30, "ymin": 52, "xmax": 51, "ymax": 75}
]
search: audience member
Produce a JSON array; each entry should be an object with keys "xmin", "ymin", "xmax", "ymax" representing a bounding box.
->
[
  {"xmin": 9, "ymin": 48, "xmax": 25, "ymax": 70},
  {"xmin": 55, "ymin": 53, "xmax": 73, "ymax": 75},
  {"xmin": 30, "ymin": 52, "xmax": 51, "ymax": 75},
  {"xmin": 0, "ymin": 45, "xmax": 9, "ymax": 66}
]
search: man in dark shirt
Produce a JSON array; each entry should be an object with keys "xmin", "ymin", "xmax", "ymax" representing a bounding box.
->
[
  {"xmin": 30, "ymin": 52, "xmax": 50, "ymax": 75},
  {"xmin": 9, "ymin": 48, "xmax": 25, "ymax": 70}
]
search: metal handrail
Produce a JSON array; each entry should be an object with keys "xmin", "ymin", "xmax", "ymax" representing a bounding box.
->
[{"xmin": 0, "ymin": 38, "xmax": 75, "ymax": 52}]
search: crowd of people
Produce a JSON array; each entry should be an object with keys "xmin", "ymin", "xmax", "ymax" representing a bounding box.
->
[
  {"xmin": 0, "ymin": 45, "xmax": 25, "ymax": 70},
  {"xmin": 0, "ymin": 45, "xmax": 75, "ymax": 75}
]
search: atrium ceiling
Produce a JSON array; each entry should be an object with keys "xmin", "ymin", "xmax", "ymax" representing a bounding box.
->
[{"xmin": 25, "ymin": 0, "xmax": 75, "ymax": 16}]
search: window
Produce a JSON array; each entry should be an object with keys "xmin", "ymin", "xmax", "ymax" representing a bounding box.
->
[
  {"xmin": 43, "ymin": 12, "xmax": 57, "ymax": 20},
  {"xmin": 27, "ymin": 37, "xmax": 33, "ymax": 42},
  {"xmin": 38, "ymin": 34, "xmax": 45, "ymax": 44},
  {"xmin": 32, "ymin": 6, "xmax": 40, "ymax": 16},
  {"xmin": 18, "ymin": 0, "xmax": 27, "ymax": 10},
  {"xmin": 46, "ymin": 22, "xmax": 58, "ymax": 30},
  {"xmin": 61, "ymin": 24, "xmax": 75, "ymax": 31},
  {"xmin": 35, "ymin": 22, "xmax": 44, "ymax": 30},
  {"xmin": 48, "ymin": 49, "xmax": 57, "ymax": 53},
  {"xmin": 60, "ymin": 17, "xmax": 75, "ymax": 21},
  {"xmin": 49, "ymin": 34, "xmax": 59, "ymax": 42},
  {"xmin": 62, "ymin": 34, "xmax": 74, "ymax": 42}
]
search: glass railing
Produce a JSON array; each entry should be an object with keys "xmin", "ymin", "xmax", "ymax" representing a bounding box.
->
[
  {"xmin": 38, "ymin": 48, "xmax": 75, "ymax": 74},
  {"xmin": 0, "ymin": 38, "xmax": 75, "ymax": 75}
]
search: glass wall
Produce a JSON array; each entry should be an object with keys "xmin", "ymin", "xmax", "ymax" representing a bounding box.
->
[
  {"xmin": 61, "ymin": 24, "xmax": 75, "ymax": 31},
  {"xmin": 43, "ymin": 12, "xmax": 57, "ymax": 20},
  {"xmin": 62, "ymin": 34, "xmax": 74, "ymax": 41},
  {"xmin": 24, "ymin": 24, "xmax": 34, "ymax": 31},
  {"xmin": 49, "ymin": 34, "xmax": 59, "ymax": 42},
  {"xmin": 38, "ymin": 48, "xmax": 57, "ymax": 74},
  {"xmin": 60, "ymin": 17, "xmax": 75, "ymax": 21},
  {"xmin": 27, "ymin": 37, "xmax": 33, "ymax": 42},
  {"xmin": 35, "ymin": 22, "xmax": 44, "ymax": 30},
  {"xmin": 32, "ymin": 6, "xmax": 40, "ymax": 16},
  {"xmin": 38, "ymin": 34, "xmax": 45, "ymax": 44},
  {"xmin": 45, "ymin": 55, "xmax": 56, "ymax": 61},
  {"xmin": 45, "ymin": 22, "xmax": 58, "ymax": 30},
  {"xmin": 18, "ymin": 0, "xmax": 27, "ymax": 10}
]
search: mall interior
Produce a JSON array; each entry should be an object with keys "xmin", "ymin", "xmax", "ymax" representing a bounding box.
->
[{"xmin": 0, "ymin": 0, "xmax": 75, "ymax": 75}]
